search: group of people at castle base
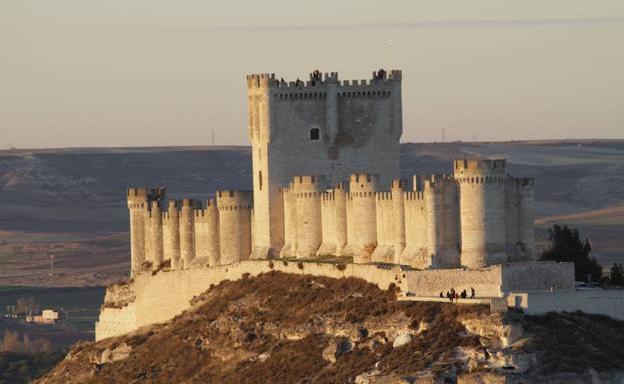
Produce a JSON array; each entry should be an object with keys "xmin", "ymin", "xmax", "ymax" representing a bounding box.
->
[{"xmin": 440, "ymin": 287, "xmax": 475, "ymax": 302}]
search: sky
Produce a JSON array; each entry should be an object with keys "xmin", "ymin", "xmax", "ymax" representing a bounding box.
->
[{"xmin": 1, "ymin": 1, "xmax": 623, "ymax": 148}]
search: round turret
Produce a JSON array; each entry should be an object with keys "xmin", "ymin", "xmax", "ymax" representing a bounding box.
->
[
  {"xmin": 454, "ymin": 159, "xmax": 507, "ymax": 268},
  {"xmin": 127, "ymin": 188, "xmax": 149, "ymax": 277},
  {"xmin": 204, "ymin": 199, "xmax": 221, "ymax": 266},
  {"xmin": 345, "ymin": 174, "xmax": 379, "ymax": 263},
  {"xmin": 148, "ymin": 200, "xmax": 164, "ymax": 269},
  {"xmin": 163, "ymin": 200, "xmax": 181, "ymax": 270},
  {"xmin": 179, "ymin": 199, "xmax": 199, "ymax": 269},
  {"xmin": 217, "ymin": 190, "xmax": 252, "ymax": 265},
  {"xmin": 391, "ymin": 179, "xmax": 407, "ymax": 264},
  {"xmin": 517, "ymin": 179, "xmax": 535, "ymax": 259},
  {"xmin": 292, "ymin": 176, "xmax": 323, "ymax": 258},
  {"xmin": 318, "ymin": 183, "xmax": 347, "ymax": 257}
]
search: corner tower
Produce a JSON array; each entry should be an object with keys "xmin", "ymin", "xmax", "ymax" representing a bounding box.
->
[{"xmin": 247, "ymin": 70, "xmax": 403, "ymax": 258}]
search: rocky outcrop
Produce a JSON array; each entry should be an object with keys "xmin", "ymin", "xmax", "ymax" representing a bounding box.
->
[
  {"xmin": 93, "ymin": 343, "xmax": 131, "ymax": 365},
  {"xmin": 36, "ymin": 272, "xmax": 624, "ymax": 384}
]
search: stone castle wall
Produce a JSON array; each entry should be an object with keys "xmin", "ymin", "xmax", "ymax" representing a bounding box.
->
[
  {"xmin": 127, "ymin": 188, "xmax": 252, "ymax": 275},
  {"xmin": 127, "ymin": 159, "xmax": 536, "ymax": 276},
  {"xmin": 96, "ymin": 260, "xmax": 574, "ymax": 341},
  {"xmin": 501, "ymin": 261, "xmax": 573, "ymax": 292},
  {"xmin": 97, "ymin": 260, "xmax": 408, "ymax": 340},
  {"xmin": 508, "ymin": 290, "xmax": 624, "ymax": 320}
]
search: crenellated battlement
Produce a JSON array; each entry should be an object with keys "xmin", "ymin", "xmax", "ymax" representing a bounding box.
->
[
  {"xmin": 404, "ymin": 191, "xmax": 425, "ymax": 201},
  {"xmin": 180, "ymin": 199, "xmax": 200, "ymax": 209},
  {"xmin": 149, "ymin": 187, "xmax": 166, "ymax": 201},
  {"xmin": 321, "ymin": 186, "xmax": 347, "ymax": 202},
  {"xmin": 162, "ymin": 200, "xmax": 178, "ymax": 220},
  {"xmin": 295, "ymin": 191, "xmax": 323, "ymax": 199},
  {"xmin": 508, "ymin": 177, "xmax": 534, "ymax": 186},
  {"xmin": 193, "ymin": 209, "xmax": 206, "ymax": 218},
  {"xmin": 454, "ymin": 159, "xmax": 506, "ymax": 176},
  {"xmin": 321, "ymin": 191, "xmax": 334, "ymax": 202},
  {"xmin": 456, "ymin": 175, "xmax": 508, "ymax": 184},
  {"xmin": 249, "ymin": 69, "xmax": 401, "ymax": 106},
  {"xmin": 127, "ymin": 187, "xmax": 148, "ymax": 199},
  {"xmin": 349, "ymin": 174, "xmax": 379, "ymax": 190},
  {"xmin": 216, "ymin": 190, "xmax": 253, "ymax": 210},
  {"xmin": 421, "ymin": 174, "xmax": 453, "ymax": 191},
  {"xmin": 148, "ymin": 201, "xmax": 162, "ymax": 218},
  {"xmin": 127, "ymin": 187, "xmax": 149, "ymax": 209},
  {"xmin": 376, "ymin": 191, "xmax": 393, "ymax": 201},
  {"xmin": 193, "ymin": 200, "xmax": 218, "ymax": 226},
  {"xmin": 348, "ymin": 191, "xmax": 377, "ymax": 199},
  {"xmin": 246, "ymin": 73, "xmax": 276, "ymax": 89},
  {"xmin": 391, "ymin": 179, "xmax": 407, "ymax": 191},
  {"xmin": 292, "ymin": 175, "xmax": 324, "ymax": 189},
  {"xmin": 281, "ymin": 183, "xmax": 294, "ymax": 195}
]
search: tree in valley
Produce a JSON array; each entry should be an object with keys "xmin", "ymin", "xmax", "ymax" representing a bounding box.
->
[
  {"xmin": 15, "ymin": 297, "xmax": 38, "ymax": 316},
  {"xmin": 541, "ymin": 224, "xmax": 602, "ymax": 283},
  {"xmin": 608, "ymin": 263, "xmax": 624, "ymax": 286}
]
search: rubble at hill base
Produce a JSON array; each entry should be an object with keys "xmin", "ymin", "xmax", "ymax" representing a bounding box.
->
[{"xmin": 36, "ymin": 272, "xmax": 624, "ymax": 383}]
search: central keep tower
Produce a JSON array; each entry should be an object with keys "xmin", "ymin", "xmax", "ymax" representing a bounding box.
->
[{"xmin": 247, "ymin": 70, "xmax": 403, "ymax": 258}]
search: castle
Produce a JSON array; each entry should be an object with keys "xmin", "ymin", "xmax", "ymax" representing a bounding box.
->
[
  {"xmin": 96, "ymin": 70, "xmax": 624, "ymax": 341},
  {"xmin": 127, "ymin": 70, "xmax": 534, "ymax": 275}
]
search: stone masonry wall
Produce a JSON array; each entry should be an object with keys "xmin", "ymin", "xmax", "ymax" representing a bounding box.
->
[
  {"xmin": 96, "ymin": 260, "xmax": 408, "ymax": 340},
  {"xmin": 96, "ymin": 260, "xmax": 574, "ymax": 340},
  {"xmin": 501, "ymin": 261, "xmax": 574, "ymax": 292},
  {"xmin": 404, "ymin": 266, "xmax": 503, "ymax": 298},
  {"xmin": 508, "ymin": 290, "xmax": 624, "ymax": 320},
  {"xmin": 248, "ymin": 71, "xmax": 403, "ymax": 259}
]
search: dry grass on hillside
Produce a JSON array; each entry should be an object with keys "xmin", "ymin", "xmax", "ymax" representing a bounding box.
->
[
  {"xmin": 34, "ymin": 272, "xmax": 624, "ymax": 383},
  {"xmin": 36, "ymin": 272, "xmax": 491, "ymax": 384}
]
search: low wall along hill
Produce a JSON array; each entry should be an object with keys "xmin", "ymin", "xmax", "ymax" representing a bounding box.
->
[{"xmin": 96, "ymin": 260, "xmax": 573, "ymax": 341}]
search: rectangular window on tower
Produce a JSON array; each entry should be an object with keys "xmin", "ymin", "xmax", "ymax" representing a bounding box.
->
[
  {"xmin": 310, "ymin": 128, "xmax": 320, "ymax": 140},
  {"xmin": 259, "ymin": 171, "xmax": 263, "ymax": 190}
]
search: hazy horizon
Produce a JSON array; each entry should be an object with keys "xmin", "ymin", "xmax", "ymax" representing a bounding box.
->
[{"xmin": 2, "ymin": 1, "xmax": 623, "ymax": 148}]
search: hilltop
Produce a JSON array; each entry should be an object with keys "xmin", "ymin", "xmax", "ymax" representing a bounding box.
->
[{"xmin": 35, "ymin": 272, "xmax": 624, "ymax": 383}]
